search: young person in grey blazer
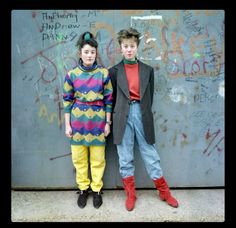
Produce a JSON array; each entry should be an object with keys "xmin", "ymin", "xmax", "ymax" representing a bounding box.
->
[{"xmin": 108, "ymin": 27, "xmax": 178, "ymax": 211}]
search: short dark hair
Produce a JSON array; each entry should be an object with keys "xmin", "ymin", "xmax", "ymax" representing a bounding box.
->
[
  {"xmin": 117, "ymin": 27, "xmax": 141, "ymax": 46},
  {"xmin": 76, "ymin": 31, "xmax": 98, "ymax": 51}
]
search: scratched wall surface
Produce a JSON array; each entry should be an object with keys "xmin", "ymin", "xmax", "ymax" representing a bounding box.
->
[{"xmin": 12, "ymin": 10, "xmax": 224, "ymax": 189}]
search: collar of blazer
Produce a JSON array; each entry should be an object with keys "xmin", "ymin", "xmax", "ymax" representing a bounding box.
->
[{"xmin": 115, "ymin": 60, "xmax": 151, "ymax": 101}]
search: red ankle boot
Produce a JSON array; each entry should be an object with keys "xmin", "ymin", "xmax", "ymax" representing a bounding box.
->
[
  {"xmin": 153, "ymin": 176, "xmax": 179, "ymax": 208},
  {"xmin": 122, "ymin": 176, "xmax": 137, "ymax": 211}
]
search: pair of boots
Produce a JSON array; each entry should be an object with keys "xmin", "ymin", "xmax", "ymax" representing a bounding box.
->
[
  {"xmin": 77, "ymin": 189, "xmax": 103, "ymax": 209},
  {"xmin": 122, "ymin": 176, "xmax": 178, "ymax": 211}
]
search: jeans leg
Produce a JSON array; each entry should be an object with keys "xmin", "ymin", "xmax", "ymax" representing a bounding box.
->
[
  {"xmin": 132, "ymin": 104, "xmax": 163, "ymax": 179},
  {"xmin": 117, "ymin": 111, "xmax": 135, "ymax": 178}
]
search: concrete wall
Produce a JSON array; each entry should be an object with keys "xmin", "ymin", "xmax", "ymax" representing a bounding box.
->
[{"xmin": 12, "ymin": 10, "xmax": 224, "ymax": 189}]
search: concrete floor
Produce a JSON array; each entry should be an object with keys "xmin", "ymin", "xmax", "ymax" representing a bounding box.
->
[{"xmin": 11, "ymin": 189, "xmax": 224, "ymax": 222}]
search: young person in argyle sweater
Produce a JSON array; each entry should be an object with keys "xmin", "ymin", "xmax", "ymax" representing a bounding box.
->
[
  {"xmin": 109, "ymin": 28, "xmax": 178, "ymax": 211},
  {"xmin": 63, "ymin": 31, "xmax": 113, "ymax": 209}
]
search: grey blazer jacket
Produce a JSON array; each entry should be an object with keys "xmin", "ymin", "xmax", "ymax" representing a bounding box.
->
[{"xmin": 109, "ymin": 60, "xmax": 156, "ymax": 145}]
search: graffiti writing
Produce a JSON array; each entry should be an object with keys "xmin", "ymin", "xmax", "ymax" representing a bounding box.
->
[{"xmin": 203, "ymin": 128, "xmax": 224, "ymax": 157}]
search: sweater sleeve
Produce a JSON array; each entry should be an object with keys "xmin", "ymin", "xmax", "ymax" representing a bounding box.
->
[
  {"xmin": 103, "ymin": 69, "xmax": 113, "ymax": 113},
  {"xmin": 63, "ymin": 72, "xmax": 74, "ymax": 113},
  {"xmin": 108, "ymin": 67, "xmax": 117, "ymax": 111}
]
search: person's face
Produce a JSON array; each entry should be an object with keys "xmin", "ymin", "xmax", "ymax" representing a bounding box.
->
[
  {"xmin": 120, "ymin": 38, "xmax": 138, "ymax": 61},
  {"xmin": 79, "ymin": 44, "xmax": 97, "ymax": 67}
]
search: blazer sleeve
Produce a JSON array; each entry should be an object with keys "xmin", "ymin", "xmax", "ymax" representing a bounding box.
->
[{"xmin": 150, "ymin": 67, "xmax": 154, "ymax": 106}]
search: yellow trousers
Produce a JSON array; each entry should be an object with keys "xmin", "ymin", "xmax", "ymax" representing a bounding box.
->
[{"xmin": 71, "ymin": 145, "xmax": 106, "ymax": 192}]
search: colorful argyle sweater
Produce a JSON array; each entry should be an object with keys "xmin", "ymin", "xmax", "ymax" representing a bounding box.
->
[{"xmin": 63, "ymin": 62, "xmax": 113, "ymax": 146}]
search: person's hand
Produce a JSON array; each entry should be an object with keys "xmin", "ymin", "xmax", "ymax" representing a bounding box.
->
[
  {"xmin": 104, "ymin": 123, "xmax": 110, "ymax": 137},
  {"xmin": 65, "ymin": 125, "xmax": 73, "ymax": 138}
]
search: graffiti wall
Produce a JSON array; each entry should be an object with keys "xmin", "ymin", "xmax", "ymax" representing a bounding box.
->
[{"xmin": 12, "ymin": 10, "xmax": 224, "ymax": 188}]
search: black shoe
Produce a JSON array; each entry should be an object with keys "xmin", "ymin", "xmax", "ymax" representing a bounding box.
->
[
  {"xmin": 92, "ymin": 191, "xmax": 103, "ymax": 209},
  {"xmin": 77, "ymin": 189, "xmax": 89, "ymax": 208}
]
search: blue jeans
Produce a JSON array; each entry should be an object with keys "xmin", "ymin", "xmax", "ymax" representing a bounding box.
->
[{"xmin": 117, "ymin": 102, "xmax": 163, "ymax": 179}]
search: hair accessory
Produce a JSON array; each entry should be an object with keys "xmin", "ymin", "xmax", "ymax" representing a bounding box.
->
[{"xmin": 84, "ymin": 33, "xmax": 91, "ymax": 41}]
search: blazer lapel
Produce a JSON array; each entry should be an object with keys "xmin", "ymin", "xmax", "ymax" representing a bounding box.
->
[
  {"xmin": 116, "ymin": 62, "xmax": 130, "ymax": 99},
  {"xmin": 139, "ymin": 61, "xmax": 150, "ymax": 101}
]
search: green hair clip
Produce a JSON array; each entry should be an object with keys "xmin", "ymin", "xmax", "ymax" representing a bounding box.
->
[{"xmin": 84, "ymin": 33, "xmax": 91, "ymax": 41}]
